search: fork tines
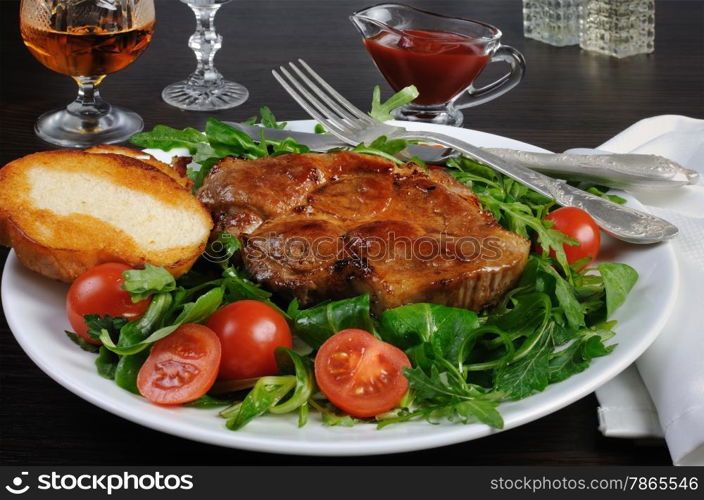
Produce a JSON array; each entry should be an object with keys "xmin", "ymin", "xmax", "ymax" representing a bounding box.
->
[{"xmin": 272, "ymin": 59, "xmax": 374, "ymax": 138}]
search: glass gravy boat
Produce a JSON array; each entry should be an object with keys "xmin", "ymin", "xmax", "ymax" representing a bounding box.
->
[{"xmin": 351, "ymin": 3, "xmax": 525, "ymax": 126}]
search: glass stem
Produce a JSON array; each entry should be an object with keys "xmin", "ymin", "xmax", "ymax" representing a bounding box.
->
[
  {"xmin": 188, "ymin": 4, "xmax": 224, "ymax": 86},
  {"xmin": 67, "ymin": 76, "xmax": 110, "ymax": 119}
]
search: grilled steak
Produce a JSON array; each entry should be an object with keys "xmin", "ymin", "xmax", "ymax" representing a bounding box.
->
[{"xmin": 198, "ymin": 152, "xmax": 529, "ymax": 313}]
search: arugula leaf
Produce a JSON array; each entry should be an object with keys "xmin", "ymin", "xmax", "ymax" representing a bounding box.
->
[
  {"xmin": 121, "ymin": 264, "xmax": 176, "ymax": 302},
  {"xmin": 246, "ymin": 106, "xmax": 287, "ymax": 129},
  {"xmin": 449, "ymin": 399, "xmax": 503, "ymax": 428},
  {"xmin": 548, "ymin": 323, "xmax": 616, "ymax": 382},
  {"xmin": 369, "ymin": 85, "xmax": 419, "ymax": 121},
  {"xmin": 547, "ymin": 340, "xmax": 588, "ymax": 382},
  {"xmin": 222, "ymin": 376, "xmax": 297, "ymax": 430},
  {"xmin": 306, "ymin": 399, "xmax": 359, "ymax": 427},
  {"xmin": 598, "ymin": 263, "xmax": 638, "ymax": 318},
  {"xmin": 494, "ymin": 330, "xmax": 552, "ymax": 399},
  {"xmin": 322, "ymin": 412, "xmax": 358, "ymax": 427},
  {"xmin": 114, "ymin": 350, "xmax": 149, "ymax": 394},
  {"xmin": 404, "ymin": 365, "xmax": 470, "ymax": 401},
  {"xmin": 349, "ymin": 135, "xmax": 417, "ymax": 164},
  {"xmin": 130, "ymin": 125, "xmax": 207, "ymax": 153},
  {"xmin": 378, "ymin": 399, "xmax": 503, "ymax": 429},
  {"xmin": 585, "ymin": 185, "xmax": 628, "ymax": 205},
  {"xmin": 84, "ymin": 314, "xmax": 128, "ymax": 343},
  {"xmin": 298, "ymin": 402, "xmax": 310, "ymax": 427},
  {"xmin": 397, "ymin": 365, "xmax": 504, "ymax": 428},
  {"xmin": 116, "ymin": 292, "xmax": 173, "ymax": 348},
  {"xmin": 367, "ymin": 136, "xmax": 411, "ymax": 156},
  {"xmin": 536, "ymin": 259, "xmax": 585, "ymax": 329},
  {"xmin": 221, "ymin": 266, "xmax": 288, "ymax": 317},
  {"xmin": 289, "ymin": 295, "xmax": 374, "ymax": 348},
  {"xmin": 100, "ymin": 287, "xmax": 224, "ymax": 355},
  {"xmin": 268, "ymin": 347, "xmax": 314, "ymax": 415},
  {"xmin": 350, "ymin": 144, "xmax": 405, "ymax": 164},
  {"xmin": 184, "ymin": 395, "xmax": 233, "ymax": 408},
  {"xmin": 205, "ymin": 118, "xmax": 267, "ymax": 159},
  {"xmin": 95, "ymin": 346, "xmax": 119, "ymax": 380},
  {"xmin": 187, "ymin": 149, "xmax": 220, "ymax": 190},
  {"xmin": 64, "ymin": 331, "xmax": 100, "ymax": 353},
  {"xmin": 222, "ymin": 266, "xmax": 272, "ymax": 302},
  {"xmin": 379, "ymin": 303, "xmax": 480, "ymax": 363},
  {"xmin": 260, "ymin": 106, "xmax": 286, "ymax": 129}
]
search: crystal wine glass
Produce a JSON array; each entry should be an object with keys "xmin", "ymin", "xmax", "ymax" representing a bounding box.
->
[
  {"xmin": 162, "ymin": 0, "xmax": 248, "ymax": 111},
  {"xmin": 20, "ymin": 0, "xmax": 155, "ymax": 147}
]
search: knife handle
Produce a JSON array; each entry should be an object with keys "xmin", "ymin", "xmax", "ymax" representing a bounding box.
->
[
  {"xmin": 485, "ymin": 149, "xmax": 699, "ymax": 190},
  {"xmin": 398, "ymin": 131, "xmax": 678, "ymax": 244}
]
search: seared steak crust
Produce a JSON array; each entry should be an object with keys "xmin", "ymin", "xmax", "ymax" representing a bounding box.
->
[{"xmin": 198, "ymin": 152, "xmax": 529, "ymax": 313}]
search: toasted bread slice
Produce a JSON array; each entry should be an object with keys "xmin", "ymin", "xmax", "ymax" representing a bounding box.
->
[
  {"xmin": 0, "ymin": 150, "xmax": 213, "ymax": 282},
  {"xmin": 85, "ymin": 144, "xmax": 193, "ymax": 190}
]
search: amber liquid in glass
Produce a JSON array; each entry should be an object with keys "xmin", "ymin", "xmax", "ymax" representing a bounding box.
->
[{"xmin": 20, "ymin": 22, "xmax": 154, "ymax": 78}]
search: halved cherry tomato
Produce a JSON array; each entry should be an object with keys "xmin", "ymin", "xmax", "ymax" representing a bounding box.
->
[
  {"xmin": 314, "ymin": 329, "xmax": 411, "ymax": 418},
  {"xmin": 137, "ymin": 324, "xmax": 221, "ymax": 405},
  {"xmin": 544, "ymin": 207, "xmax": 601, "ymax": 267},
  {"xmin": 66, "ymin": 263, "xmax": 151, "ymax": 344},
  {"xmin": 206, "ymin": 300, "xmax": 292, "ymax": 380}
]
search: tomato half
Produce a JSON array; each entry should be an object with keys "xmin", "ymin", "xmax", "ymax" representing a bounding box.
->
[
  {"xmin": 137, "ymin": 324, "xmax": 221, "ymax": 405},
  {"xmin": 545, "ymin": 207, "xmax": 601, "ymax": 267},
  {"xmin": 206, "ymin": 300, "xmax": 292, "ymax": 380},
  {"xmin": 66, "ymin": 263, "xmax": 151, "ymax": 344},
  {"xmin": 314, "ymin": 329, "xmax": 411, "ymax": 418}
]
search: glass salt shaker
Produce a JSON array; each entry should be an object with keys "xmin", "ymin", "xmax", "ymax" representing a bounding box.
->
[
  {"xmin": 523, "ymin": 0, "xmax": 581, "ymax": 46},
  {"xmin": 580, "ymin": 0, "xmax": 655, "ymax": 58}
]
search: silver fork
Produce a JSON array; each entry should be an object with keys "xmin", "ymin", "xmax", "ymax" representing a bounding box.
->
[{"xmin": 273, "ymin": 59, "xmax": 678, "ymax": 244}]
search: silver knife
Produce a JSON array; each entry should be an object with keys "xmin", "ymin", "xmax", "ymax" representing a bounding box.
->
[{"xmin": 227, "ymin": 122, "xmax": 698, "ymax": 190}]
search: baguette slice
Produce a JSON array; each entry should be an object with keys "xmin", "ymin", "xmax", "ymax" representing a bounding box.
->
[
  {"xmin": 85, "ymin": 144, "xmax": 193, "ymax": 190},
  {"xmin": 0, "ymin": 150, "xmax": 213, "ymax": 282}
]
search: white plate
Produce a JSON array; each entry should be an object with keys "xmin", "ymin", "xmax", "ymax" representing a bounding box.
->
[{"xmin": 2, "ymin": 120, "xmax": 679, "ymax": 456}]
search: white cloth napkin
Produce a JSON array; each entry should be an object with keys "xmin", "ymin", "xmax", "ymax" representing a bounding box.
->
[{"xmin": 591, "ymin": 115, "xmax": 704, "ymax": 466}]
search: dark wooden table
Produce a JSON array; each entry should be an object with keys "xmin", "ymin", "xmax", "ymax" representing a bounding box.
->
[{"xmin": 1, "ymin": 0, "xmax": 702, "ymax": 466}]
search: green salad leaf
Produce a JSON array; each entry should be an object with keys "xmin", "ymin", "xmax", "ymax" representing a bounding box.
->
[
  {"xmin": 222, "ymin": 376, "xmax": 296, "ymax": 430},
  {"xmin": 131, "ymin": 125, "xmax": 207, "ymax": 153},
  {"xmin": 64, "ymin": 331, "xmax": 100, "ymax": 353},
  {"xmin": 220, "ymin": 348, "xmax": 313, "ymax": 430},
  {"xmin": 288, "ymin": 295, "xmax": 374, "ymax": 348},
  {"xmin": 184, "ymin": 395, "xmax": 233, "ymax": 409},
  {"xmin": 494, "ymin": 329, "xmax": 552, "ymax": 399},
  {"xmin": 369, "ymin": 85, "xmax": 419, "ymax": 121},
  {"xmin": 84, "ymin": 314, "xmax": 128, "ymax": 343},
  {"xmin": 95, "ymin": 346, "xmax": 119, "ymax": 380},
  {"xmin": 260, "ymin": 106, "xmax": 286, "ymax": 129},
  {"xmin": 585, "ymin": 185, "xmax": 628, "ymax": 205},
  {"xmin": 245, "ymin": 105, "xmax": 287, "ymax": 130},
  {"xmin": 379, "ymin": 364, "xmax": 504, "ymax": 429},
  {"xmin": 379, "ymin": 303, "xmax": 480, "ymax": 362},
  {"xmin": 598, "ymin": 263, "xmax": 638, "ymax": 317},
  {"xmin": 114, "ymin": 351, "xmax": 149, "ymax": 394},
  {"xmin": 100, "ymin": 287, "xmax": 223, "ymax": 356},
  {"xmin": 121, "ymin": 264, "xmax": 176, "ymax": 303}
]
